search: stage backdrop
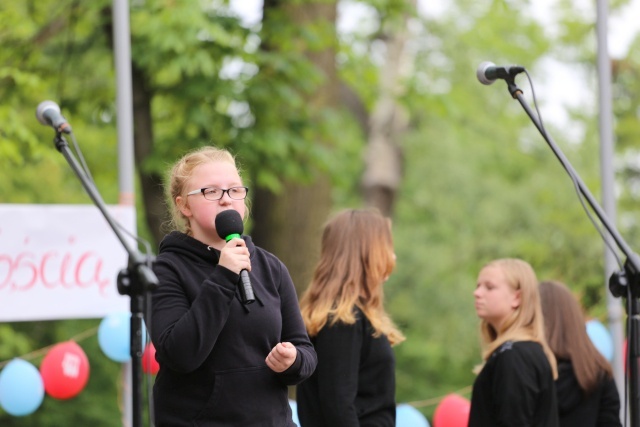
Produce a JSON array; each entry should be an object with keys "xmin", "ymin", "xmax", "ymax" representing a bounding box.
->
[{"xmin": 0, "ymin": 204, "xmax": 136, "ymax": 322}]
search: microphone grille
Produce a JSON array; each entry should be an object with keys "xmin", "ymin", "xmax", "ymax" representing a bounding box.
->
[
  {"xmin": 36, "ymin": 100, "xmax": 60, "ymax": 125},
  {"xmin": 476, "ymin": 61, "xmax": 495, "ymax": 85},
  {"xmin": 215, "ymin": 209, "xmax": 244, "ymax": 239}
]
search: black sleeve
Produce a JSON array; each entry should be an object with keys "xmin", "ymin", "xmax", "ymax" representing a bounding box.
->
[
  {"xmin": 492, "ymin": 347, "xmax": 541, "ymax": 426},
  {"xmin": 273, "ymin": 261, "xmax": 317, "ymax": 385},
  {"xmin": 597, "ymin": 376, "xmax": 622, "ymax": 427},
  {"xmin": 150, "ymin": 258, "xmax": 237, "ymax": 373},
  {"xmin": 312, "ymin": 317, "xmax": 364, "ymax": 427}
]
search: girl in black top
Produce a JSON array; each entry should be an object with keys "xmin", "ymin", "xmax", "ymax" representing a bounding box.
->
[
  {"xmin": 539, "ymin": 280, "xmax": 621, "ymax": 427},
  {"xmin": 296, "ymin": 208, "xmax": 405, "ymax": 427},
  {"xmin": 469, "ymin": 258, "xmax": 559, "ymax": 427},
  {"xmin": 150, "ymin": 146, "xmax": 317, "ymax": 426}
]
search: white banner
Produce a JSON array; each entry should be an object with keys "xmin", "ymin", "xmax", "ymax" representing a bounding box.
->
[{"xmin": 0, "ymin": 204, "xmax": 138, "ymax": 322}]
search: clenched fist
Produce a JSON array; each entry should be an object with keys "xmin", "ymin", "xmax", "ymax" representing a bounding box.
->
[{"xmin": 265, "ymin": 342, "xmax": 297, "ymax": 373}]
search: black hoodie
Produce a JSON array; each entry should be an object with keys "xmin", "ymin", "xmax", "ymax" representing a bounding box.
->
[
  {"xmin": 150, "ymin": 231, "xmax": 317, "ymax": 426},
  {"xmin": 555, "ymin": 359, "xmax": 621, "ymax": 427}
]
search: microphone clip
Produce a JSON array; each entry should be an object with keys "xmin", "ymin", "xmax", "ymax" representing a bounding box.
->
[{"xmin": 493, "ymin": 65, "xmax": 525, "ymax": 81}]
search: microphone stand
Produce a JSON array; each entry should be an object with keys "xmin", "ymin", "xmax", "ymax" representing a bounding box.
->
[
  {"xmin": 52, "ymin": 132, "xmax": 158, "ymax": 427},
  {"xmin": 500, "ymin": 74, "xmax": 640, "ymax": 426}
]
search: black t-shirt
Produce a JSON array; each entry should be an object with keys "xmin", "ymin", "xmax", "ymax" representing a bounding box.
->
[{"xmin": 469, "ymin": 340, "xmax": 559, "ymax": 427}]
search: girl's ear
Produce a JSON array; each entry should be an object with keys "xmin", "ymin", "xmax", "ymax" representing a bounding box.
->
[
  {"xmin": 511, "ymin": 290, "xmax": 522, "ymax": 309},
  {"xmin": 177, "ymin": 196, "xmax": 192, "ymax": 218}
]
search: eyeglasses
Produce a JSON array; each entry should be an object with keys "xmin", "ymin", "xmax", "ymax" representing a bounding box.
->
[{"xmin": 186, "ymin": 186, "xmax": 249, "ymax": 201}]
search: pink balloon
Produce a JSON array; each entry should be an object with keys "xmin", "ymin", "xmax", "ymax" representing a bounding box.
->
[
  {"xmin": 433, "ymin": 393, "xmax": 470, "ymax": 427},
  {"xmin": 39, "ymin": 341, "xmax": 90, "ymax": 400},
  {"xmin": 142, "ymin": 343, "xmax": 160, "ymax": 375}
]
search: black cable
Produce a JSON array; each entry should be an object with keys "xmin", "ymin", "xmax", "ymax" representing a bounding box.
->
[{"xmin": 523, "ymin": 70, "xmax": 625, "ymax": 270}]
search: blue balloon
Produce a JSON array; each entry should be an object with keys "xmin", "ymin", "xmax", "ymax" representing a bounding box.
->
[
  {"xmin": 396, "ymin": 403, "xmax": 430, "ymax": 427},
  {"xmin": 289, "ymin": 399, "xmax": 300, "ymax": 426},
  {"xmin": 0, "ymin": 358, "xmax": 45, "ymax": 416},
  {"xmin": 587, "ymin": 319, "xmax": 613, "ymax": 361},
  {"xmin": 98, "ymin": 312, "xmax": 147, "ymax": 362}
]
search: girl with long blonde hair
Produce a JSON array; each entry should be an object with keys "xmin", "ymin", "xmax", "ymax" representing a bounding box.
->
[
  {"xmin": 469, "ymin": 258, "xmax": 559, "ymax": 426},
  {"xmin": 297, "ymin": 208, "xmax": 404, "ymax": 426}
]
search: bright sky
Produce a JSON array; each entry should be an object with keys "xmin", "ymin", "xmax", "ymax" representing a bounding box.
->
[
  {"xmin": 229, "ymin": 0, "xmax": 640, "ymax": 131},
  {"xmin": 526, "ymin": 0, "xmax": 640, "ymax": 133},
  {"xmin": 529, "ymin": 0, "xmax": 640, "ymax": 58},
  {"xmin": 230, "ymin": 0, "xmax": 639, "ymax": 57}
]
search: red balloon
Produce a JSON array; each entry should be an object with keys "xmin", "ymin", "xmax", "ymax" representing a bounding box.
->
[
  {"xmin": 142, "ymin": 343, "xmax": 160, "ymax": 375},
  {"xmin": 433, "ymin": 393, "xmax": 471, "ymax": 427},
  {"xmin": 39, "ymin": 341, "xmax": 90, "ymax": 400}
]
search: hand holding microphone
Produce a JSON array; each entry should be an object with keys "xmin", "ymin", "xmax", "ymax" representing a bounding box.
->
[
  {"xmin": 218, "ymin": 238, "xmax": 250, "ymax": 272},
  {"xmin": 216, "ymin": 209, "xmax": 255, "ymax": 304}
]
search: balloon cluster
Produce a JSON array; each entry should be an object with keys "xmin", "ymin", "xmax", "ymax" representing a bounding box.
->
[
  {"xmin": 0, "ymin": 311, "xmax": 158, "ymax": 417},
  {"xmin": 3, "ymin": 316, "xmax": 609, "ymax": 419},
  {"xmin": 0, "ymin": 342, "xmax": 88, "ymax": 417}
]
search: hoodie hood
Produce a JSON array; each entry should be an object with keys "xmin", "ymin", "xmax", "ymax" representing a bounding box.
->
[{"xmin": 157, "ymin": 231, "xmax": 261, "ymax": 311}]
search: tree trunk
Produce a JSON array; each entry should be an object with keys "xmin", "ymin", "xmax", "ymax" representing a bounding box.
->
[
  {"xmin": 252, "ymin": 1, "xmax": 339, "ymax": 296},
  {"xmin": 361, "ymin": 1, "xmax": 415, "ymax": 217},
  {"xmin": 132, "ymin": 64, "xmax": 167, "ymax": 247}
]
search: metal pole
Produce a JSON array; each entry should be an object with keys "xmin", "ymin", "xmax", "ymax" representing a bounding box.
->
[
  {"xmin": 112, "ymin": 0, "xmax": 136, "ymax": 425},
  {"xmin": 595, "ymin": 0, "xmax": 625, "ymax": 423},
  {"xmin": 113, "ymin": 0, "xmax": 135, "ymax": 207}
]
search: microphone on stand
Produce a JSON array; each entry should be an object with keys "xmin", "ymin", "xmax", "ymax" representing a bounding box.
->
[
  {"xmin": 476, "ymin": 61, "xmax": 525, "ymax": 85},
  {"xmin": 36, "ymin": 101, "xmax": 72, "ymax": 134},
  {"xmin": 215, "ymin": 209, "xmax": 255, "ymax": 304}
]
